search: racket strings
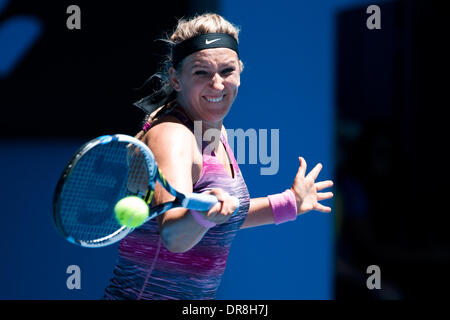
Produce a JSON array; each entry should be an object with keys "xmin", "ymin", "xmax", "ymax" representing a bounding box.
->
[
  {"xmin": 126, "ymin": 146, "xmax": 150, "ymax": 196},
  {"xmin": 59, "ymin": 141, "xmax": 151, "ymax": 244}
]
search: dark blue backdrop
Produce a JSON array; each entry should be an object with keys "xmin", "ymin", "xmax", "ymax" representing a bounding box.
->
[{"xmin": 0, "ymin": 0, "xmax": 379, "ymax": 299}]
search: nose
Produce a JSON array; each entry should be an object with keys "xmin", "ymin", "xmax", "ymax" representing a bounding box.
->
[{"xmin": 210, "ymin": 73, "xmax": 225, "ymax": 91}]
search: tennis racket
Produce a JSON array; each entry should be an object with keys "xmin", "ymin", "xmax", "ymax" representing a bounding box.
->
[{"xmin": 53, "ymin": 134, "xmax": 239, "ymax": 248}]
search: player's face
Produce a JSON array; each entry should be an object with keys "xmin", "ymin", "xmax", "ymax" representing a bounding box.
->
[{"xmin": 170, "ymin": 48, "xmax": 241, "ymax": 124}]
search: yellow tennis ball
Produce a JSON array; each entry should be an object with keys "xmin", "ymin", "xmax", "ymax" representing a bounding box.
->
[{"xmin": 114, "ymin": 196, "xmax": 149, "ymax": 228}]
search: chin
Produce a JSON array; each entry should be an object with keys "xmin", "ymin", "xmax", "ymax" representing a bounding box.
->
[
  {"xmin": 208, "ymin": 104, "xmax": 232, "ymax": 119},
  {"xmin": 200, "ymin": 102, "xmax": 231, "ymax": 119}
]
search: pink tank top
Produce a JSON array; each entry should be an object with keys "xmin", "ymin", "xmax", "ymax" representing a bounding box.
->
[{"xmin": 103, "ymin": 107, "xmax": 250, "ymax": 299}]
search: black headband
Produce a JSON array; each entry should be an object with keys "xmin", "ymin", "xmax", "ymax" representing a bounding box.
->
[{"xmin": 172, "ymin": 33, "xmax": 239, "ymax": 67}]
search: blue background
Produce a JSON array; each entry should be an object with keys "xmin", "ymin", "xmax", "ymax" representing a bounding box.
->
[{"xmin": 0, "ymin": 0, "xmax": 379, "ymax": 299}]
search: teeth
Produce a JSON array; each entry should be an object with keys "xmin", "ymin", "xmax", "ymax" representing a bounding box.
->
[{"xmin": 205, "ymin": 96, "xmax": 223, "ymax": 103}]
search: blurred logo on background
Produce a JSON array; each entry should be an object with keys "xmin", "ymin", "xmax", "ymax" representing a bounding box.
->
[{"xmin": 0, "ymin": 0, "xmax": 43, "ymax": 79}]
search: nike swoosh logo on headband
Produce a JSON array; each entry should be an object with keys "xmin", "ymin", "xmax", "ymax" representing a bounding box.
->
[{"xmin": 205, "ymin": 38, "xmax": 221, "ymax": 45}]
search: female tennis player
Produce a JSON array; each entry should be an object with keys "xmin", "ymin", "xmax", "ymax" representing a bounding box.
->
[{"xmin": 103, "ymin": 13, "xmax": 334, "ymax": 300}]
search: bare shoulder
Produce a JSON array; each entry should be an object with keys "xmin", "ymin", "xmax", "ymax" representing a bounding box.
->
[
  {"xmin": 142, "ymin": 115, "xmax": 195, "ymax": 160},
  {"xmin": 141, "ymin": 115, "xmax": 202, "ymax": 184}
]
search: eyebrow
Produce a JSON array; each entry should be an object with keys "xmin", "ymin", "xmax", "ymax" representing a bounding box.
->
[{"xmin": 190, "ymin": 61, "xmax": 237, "ymax": 69}]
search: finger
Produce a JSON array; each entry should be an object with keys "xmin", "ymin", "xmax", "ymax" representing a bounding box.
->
[
  {"xmin": 314, "ymin": 202, "xmax": 332, "ymax": 213},
  {"xmin": 219, "ymin": 196, "xmax": 233, "ymax": 216},
  {"xmin": 220, "ymin": 199, "xmax": 229, "ymax": 215},
  {"xmin": 315, "ymin": 180, "xmax": 334, "ymax": 191},
  {"xmin": 298, "ymin": 157, "xmax": 306, "ymax": 177},
  {"xmin": 307, "ymin": 163, "xmax": 322, "ymax": 181},
  {"xmin": 206, "ymin": 202, "xmax": 222, "ymax": 217},
  {"xmin": 208, "ymin": 188, "xmax": 226, "ymax": 202},
  {"xmin": 317, "ymin": 192, "xmax": 334, "ymax": 201},
  {"xmin": 227, "ymin": 197, "xmax": 238, "ymax": 215}
]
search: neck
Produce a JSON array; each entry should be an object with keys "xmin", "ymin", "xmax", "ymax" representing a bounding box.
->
[
  {"xmin": 176, "ymin": 100, "xmax": 223, "ymax": 152},
  {"xmin": 183, "ymin": 107, "xmax": 223, "ymax": 131}
]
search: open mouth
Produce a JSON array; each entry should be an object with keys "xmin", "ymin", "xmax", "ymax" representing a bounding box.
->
[{"xmin": 204, "ymin": 95, "xmax": 225, "ymax": 103}]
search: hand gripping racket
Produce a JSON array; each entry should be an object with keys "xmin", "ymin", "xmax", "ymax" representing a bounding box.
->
[{"xmin": 52, "ymin": 134, "xmax": 239, "ymax": 248}]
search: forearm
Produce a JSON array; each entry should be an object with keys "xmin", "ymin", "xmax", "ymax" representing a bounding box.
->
[
  {"xmin": 160, "ymin": 208, "xmax": 209, "ymax": 253},
  {"xmin": 240, "ymin": 197, "xmax": 275, "ymax": 229}
]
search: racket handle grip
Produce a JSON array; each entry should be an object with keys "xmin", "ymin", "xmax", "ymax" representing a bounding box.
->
[
  {"xmin": 184, "ymin": 193, "xmax": 240, "ymax": 215},
  {"xmin": 183, "ymin": 193, "xmax": 218, "ymax": 211}
]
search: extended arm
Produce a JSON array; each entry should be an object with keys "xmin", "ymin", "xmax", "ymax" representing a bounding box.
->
[{"xmin": 241, "ymin": 157, "xmax": 334, "ymax": 229}]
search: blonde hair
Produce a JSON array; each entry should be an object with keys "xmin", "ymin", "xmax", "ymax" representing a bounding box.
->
[{"xmin": 135, "ymin": 13, "xmax": 243, "ymax": 140}]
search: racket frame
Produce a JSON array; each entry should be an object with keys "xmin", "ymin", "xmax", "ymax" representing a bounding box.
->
[
  {"xmin": 53, "ymin": 135, "xmax": 156, "ymax": 247},
  {"xmin": 53, "ymin": 134, "xmax": 230, "ymax": 248}
]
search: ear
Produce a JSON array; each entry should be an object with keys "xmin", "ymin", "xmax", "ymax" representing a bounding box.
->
[
  {"xmin": 169, "ymin": 67, "xmax": 181, "ymax": 92},
  {"xmin": 237, "ymin": 60, "xmax": 243, "ymax": 87}
]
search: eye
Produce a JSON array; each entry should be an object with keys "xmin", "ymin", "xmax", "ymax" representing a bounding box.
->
[
  {"xmin": 194, "ymin": 70, "xmax": 208, "ymax": 75},
  {"xmin": 221, "ymin": 68, "xmax": 235, "ymax": 76}
]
